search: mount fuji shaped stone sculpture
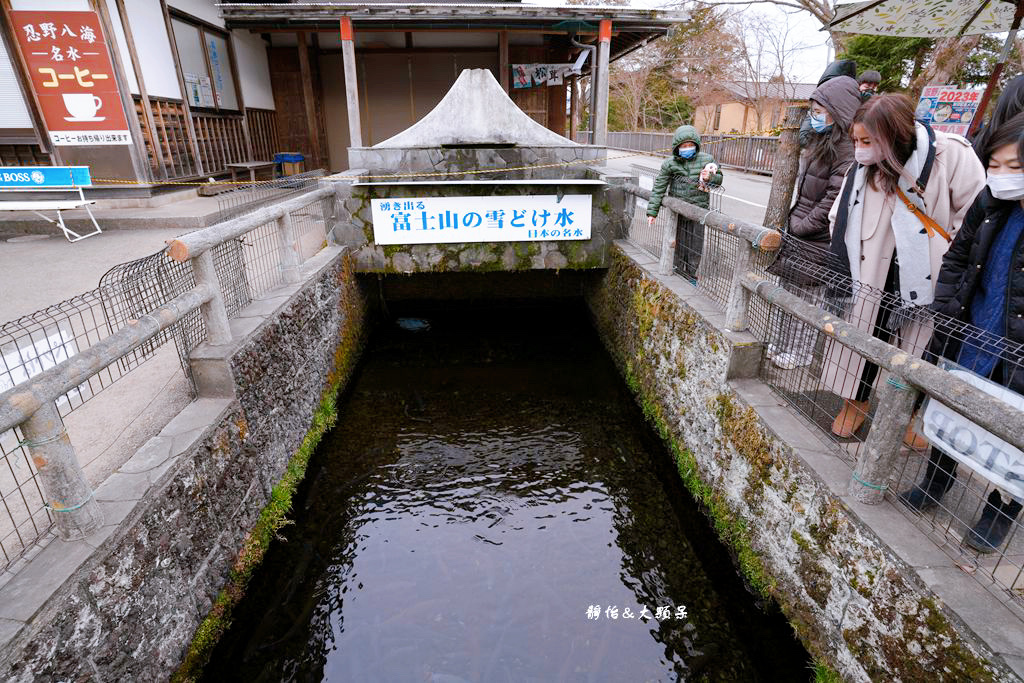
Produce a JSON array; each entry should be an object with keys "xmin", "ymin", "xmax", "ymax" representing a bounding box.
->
[
  {"xmin": 346, "ymin": 68, "xmax": 601, "ymax": 177},
  {"xmin": 373, "ymin": 68, "xmax": 574, "ymax": 148}
]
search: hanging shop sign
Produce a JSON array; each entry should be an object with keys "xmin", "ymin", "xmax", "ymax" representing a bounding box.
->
[
  {"xmin": 371, "ymin": 194, "xmax": 592, "ymax": 245},
  {"xmin": 512, "ymin": 64, "xmax": 575, "ymax": 89},
  {"xmin": 921, "ymin": 362, "xmax": 1024, "ymax": 499},
  {"xmin": 915, "ymin": 85, "xmax": 982, "ymax": 137},
  {"xmin": 9, "ymin": 10, "xmax": 131, "ymax": 146}
]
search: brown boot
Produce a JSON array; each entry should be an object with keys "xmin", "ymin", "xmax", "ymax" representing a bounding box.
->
[
  {"xmin": 903, "ymin": 421, "xmax": 928, "ymax": 450},
  {"xmin": 832, "ymin": 399, "xmax": 869, "ymax": 438}
]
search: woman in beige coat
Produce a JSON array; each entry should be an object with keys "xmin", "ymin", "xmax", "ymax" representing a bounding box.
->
[{"xmin": 823, "ymin": 94, "xmax": 986, "ymax": 438}]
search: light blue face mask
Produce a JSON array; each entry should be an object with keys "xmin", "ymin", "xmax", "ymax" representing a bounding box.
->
[
  {"xmin": 809, "ymin": 112, "xmax": 831, "ymax": 134},
  {"xmin": 678, "ymin": 146, "xmax": 696, "ymax": 159}
]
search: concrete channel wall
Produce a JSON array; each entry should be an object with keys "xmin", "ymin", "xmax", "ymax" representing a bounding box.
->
[
  {"xmin": 587, "ymin": 243, "xmax": 1020, "ymax": 681},
  {"xmin": 3, "ymin": 232, "xmax": 1022, "ymax": 679},
  {"xmin": 0, "ymin": 247, "xmax": 369, "ymax": 681}
]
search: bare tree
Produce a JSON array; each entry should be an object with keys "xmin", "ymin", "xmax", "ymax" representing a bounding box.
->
[
  {"xmin": 731, "ymin": 11, "xmax": 805, "ymax": 131},
  {"xmin": 667, "ymin": 6, "xmax": 742, "ymax": 108},
  {"xmin": 689, "ymin": 0, "xmax": 988, "ymax": 94},
  {"xmin": 610, "ymin": 59, "xmax": 658, "ymax": 128},
  {"xmin": 909, "ymin": 35, "xmax": 985, "ymax": 93},
  {"xmin": 683, "ymin": 0, "xmax": 848, "ymax": 51}
]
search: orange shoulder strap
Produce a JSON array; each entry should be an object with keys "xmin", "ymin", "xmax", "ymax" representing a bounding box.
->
[{"xmin": 896, "ymin": 188, "xmax": 951, "ymax": 243}]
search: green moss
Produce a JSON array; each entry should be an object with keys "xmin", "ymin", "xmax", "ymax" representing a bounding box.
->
[
  {"xmin": 514, "ymin": 242, "xmax": 540, "ymax": 270},
  {"xmin": 784, "ymin": 480, "xmax": 799, "ymax": 504},
  {"xmin": 797, "ymin": 554, "xmax": 831, "ymax": 608},
  {"xmin": 592, "ymin": 249, "xmax": 775, "ymax": 599},
  {"xmin": 559, "ymin": 243, "xmax": 606, "ymax": 270},
  {"xmin": 808, "ymin": 501, "xmax": 841, "ymax": 550},
  {"xmin": 173, "ymin": 257, "xmax": 368, "ymax": 683},
  {"xmin": 791, "ymin": 530, "xmax": 813, "ymax": 553},
  {"xmin": 714, "ymin": 393, "xmax": 775, "ymax": 494},
  {"xmin": 172, "ymin": 394, "xmax": 341, "ymax": 682},
  {"xmin": 812, "ymin": 658, "xmax": 842, "ymax": 683}
]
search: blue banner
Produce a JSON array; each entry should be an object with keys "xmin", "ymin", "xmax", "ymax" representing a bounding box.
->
[{"xmin": 0, "ymin": 166, "xmax": 91, "ymax": 188}]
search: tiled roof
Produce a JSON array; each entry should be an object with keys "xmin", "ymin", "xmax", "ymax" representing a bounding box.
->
[{"xmin": 724, "ymin": 81, "xmax": 818, "ymax": 102}]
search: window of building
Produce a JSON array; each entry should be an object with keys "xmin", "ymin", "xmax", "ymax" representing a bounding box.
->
[
  {"xmin": 0, "ymin": 31, "xmax": 34, "ymax": 138},
  {"xmin": 170, "ymin": 14, "xmax": 239, "ymax": 111},
  {"xmin": 712, "ymin": 105, "xmax": 722, "ymax": 132}
]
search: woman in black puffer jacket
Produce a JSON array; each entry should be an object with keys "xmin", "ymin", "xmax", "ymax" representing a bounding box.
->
[
  {"xmin": 899, "ymin": 113, "xmax": 1024, "ymax": 553},
  {"xmin": 765, "ymin": 75, "xmax": 862, "ymax": 369}
]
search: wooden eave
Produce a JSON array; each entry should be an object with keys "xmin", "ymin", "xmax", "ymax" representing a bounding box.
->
[{"xmin": 217, "ymin": 2, "xmax": 682, "ymax": 67}]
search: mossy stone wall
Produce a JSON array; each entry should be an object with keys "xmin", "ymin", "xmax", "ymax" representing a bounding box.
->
[
  {"xmin": 330, "ymin": 172, "xmax": 629, "ymax": 274},
  {"xmin": 586, "ymin": 246, "xmax": 1011, "ymax": 682},
  {"xmin": 0, "ymin": 250, "xmax": 370, "ymax": 682}
]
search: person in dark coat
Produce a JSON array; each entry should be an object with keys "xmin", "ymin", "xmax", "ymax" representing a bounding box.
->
[
  {"xmin": 899, "ymin": 112, "xmax": 1024, "ymax": 552},
  {"xmin": 857, "ymin": 70, "xmax": 881, "ymax": 101},
  {"xmin": 799, "ymin": 59, "xmax": 857, "ymax": 148},
  {"xmin": 956, "ymin": 76, "xmax": 1024, "ymax": 235},
  {"xmin": 766, "ymin": 75, "xmax": 862, "ymax": 369},
  {"xmin": 969, "ymin": 75, "xmax": 1024, "ymax": 160}
]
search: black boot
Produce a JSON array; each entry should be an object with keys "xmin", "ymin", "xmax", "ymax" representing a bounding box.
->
[
  {"xmin": 965, "ymin": 491, "xmax": 1023, "ymax": 553},
  {"xmin": 899, "ymin": 448, "xmax": 957, "ymax": 512}
]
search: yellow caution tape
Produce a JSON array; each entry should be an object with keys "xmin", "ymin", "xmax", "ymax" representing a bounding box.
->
[
  {"xmin": 90, "ymin": 147, "xmax": 670, "ymax": 186},
  {"xmin": 89, "ymin": 134, "xmax": 786, "ymax": 186}
]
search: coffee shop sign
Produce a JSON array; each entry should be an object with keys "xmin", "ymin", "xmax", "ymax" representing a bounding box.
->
[
  {"xmin": 9, "ymin": 10, "xmax": 131, "ymax": 147},
  {"xmin": 371, "ymin": 195, "xmax": 592, "ymax": 245}
]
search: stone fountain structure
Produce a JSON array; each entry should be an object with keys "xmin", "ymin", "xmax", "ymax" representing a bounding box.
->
[{"xmin": 331, "ymin": 68, "xmax": 630, "ymax": 273}]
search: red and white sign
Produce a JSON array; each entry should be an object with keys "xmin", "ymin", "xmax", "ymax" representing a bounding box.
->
[
  {"xmin": 916, "ymin": 85, "xmax": 982, "ymax": 137},
  {"xmin": 10, "ymin": 10, "xmax": 130, "ymax": 146}
]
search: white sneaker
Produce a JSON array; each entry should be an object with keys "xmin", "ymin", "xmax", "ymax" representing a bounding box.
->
[
  {"xmin": 765, "ymin": 343, "xmax": 777, "ymax": 360},
  {"xmin": 773, "ymin": 351, "xmax": 812, "ymax": 370}
]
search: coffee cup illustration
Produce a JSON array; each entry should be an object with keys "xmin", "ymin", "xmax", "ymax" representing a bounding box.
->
[{"xmin": 62, "ymin": 93, "xmax": 104, "ymax": 122}]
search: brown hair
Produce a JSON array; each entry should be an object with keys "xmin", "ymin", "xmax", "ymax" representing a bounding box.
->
[{"xmin": 852, "ymin": 94, "xmax": 916, "ymax": 195}]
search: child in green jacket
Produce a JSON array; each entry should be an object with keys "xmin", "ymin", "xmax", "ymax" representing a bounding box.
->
[{"xmin": 646, "ymin": 125, "xmax": 723, "ymax": 279}]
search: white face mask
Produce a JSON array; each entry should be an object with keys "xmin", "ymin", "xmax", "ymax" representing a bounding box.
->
[
  {"xmin": 987, "ymin": 172, "xmax": 1024, "ymax": 200},
  {"xmin": 854, "ymin": 145, "xmax": 879, "ymax": 166}
]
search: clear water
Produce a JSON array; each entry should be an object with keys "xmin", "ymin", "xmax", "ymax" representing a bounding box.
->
[{"xmin": 206, "ymin": 301, "xmax": 809, "ymax": 682}]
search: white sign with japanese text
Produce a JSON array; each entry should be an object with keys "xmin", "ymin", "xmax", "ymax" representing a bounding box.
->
[
  {"xmin": 921, "ymin": 364, "xmax": 1024, "ymax": 499},
  {"xmin": 371, "ymin": 194, "xmax": 592, "ymax": 245},
  {"xmin": 49, "ymin": 130, "xmax": 131, "ymax": 146}
]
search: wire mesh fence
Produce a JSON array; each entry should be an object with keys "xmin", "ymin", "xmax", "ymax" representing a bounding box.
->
[
  {"xmin": 213, "ymin": 170, "xmax": 327, "ymax": 225},
  {"xmin": 745, "ymin": 234, "xmax": 1024, "ymax": 606},
  {"xmin": 0, "ymin": 188, "xmax": 334, "ymax": 572},
  {"xmin": 620, "ymin": 186, "xmax": 1024, "ymax": 606},
  {"xmin": 0, "ymin": 427, "xmax": 51, "ymax": 571},
  {"xmin": 625, "ymin": 166, "xmax": 726, "ymax": 279}
]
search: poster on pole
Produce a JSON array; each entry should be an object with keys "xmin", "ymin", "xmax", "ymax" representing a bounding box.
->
[
  {"xmin": 9, "ymin": 10, "xmax": 131, "ymax": 146},
  {"xmin": 915, "ymin": 85, "xmax": 982, "ymax": 137}
]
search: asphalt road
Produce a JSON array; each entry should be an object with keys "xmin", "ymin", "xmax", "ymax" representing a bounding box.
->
[{"xmin": 601, "ymin": 148, "xmax": 772, "ymax": 226}]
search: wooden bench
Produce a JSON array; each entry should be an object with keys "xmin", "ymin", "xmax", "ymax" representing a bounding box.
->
[
  {"xmin": 0, "ymin": 166, "xmax": 101, "ymax": 242},
  {"xmin": 226, "ymin": 161, "xmax": 276, "ymax": 184}
]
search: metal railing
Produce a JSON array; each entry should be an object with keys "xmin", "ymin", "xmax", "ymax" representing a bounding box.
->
[
  {"xmin": 621, "ymin": 183, "xmax": 1024, "ymax": 611},
  {"xmin": 213, "ymin": 169, "xmax": 327, "ymax": 225},
  {"xmin": 575, "ymin": 131, "xmax": 779, "ymax": 174},
  {"xmin": 0, "ymin": 183, "xmax": 336, "ymax": 569}
]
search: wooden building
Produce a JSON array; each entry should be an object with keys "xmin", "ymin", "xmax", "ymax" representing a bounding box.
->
[
  {"xmin": 0, "ymin": 1, "xmax": 682, "ymax": 195},
  {"xmin": 694, "ymin": 81, "xmax": 817, "ymax": 135}
]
